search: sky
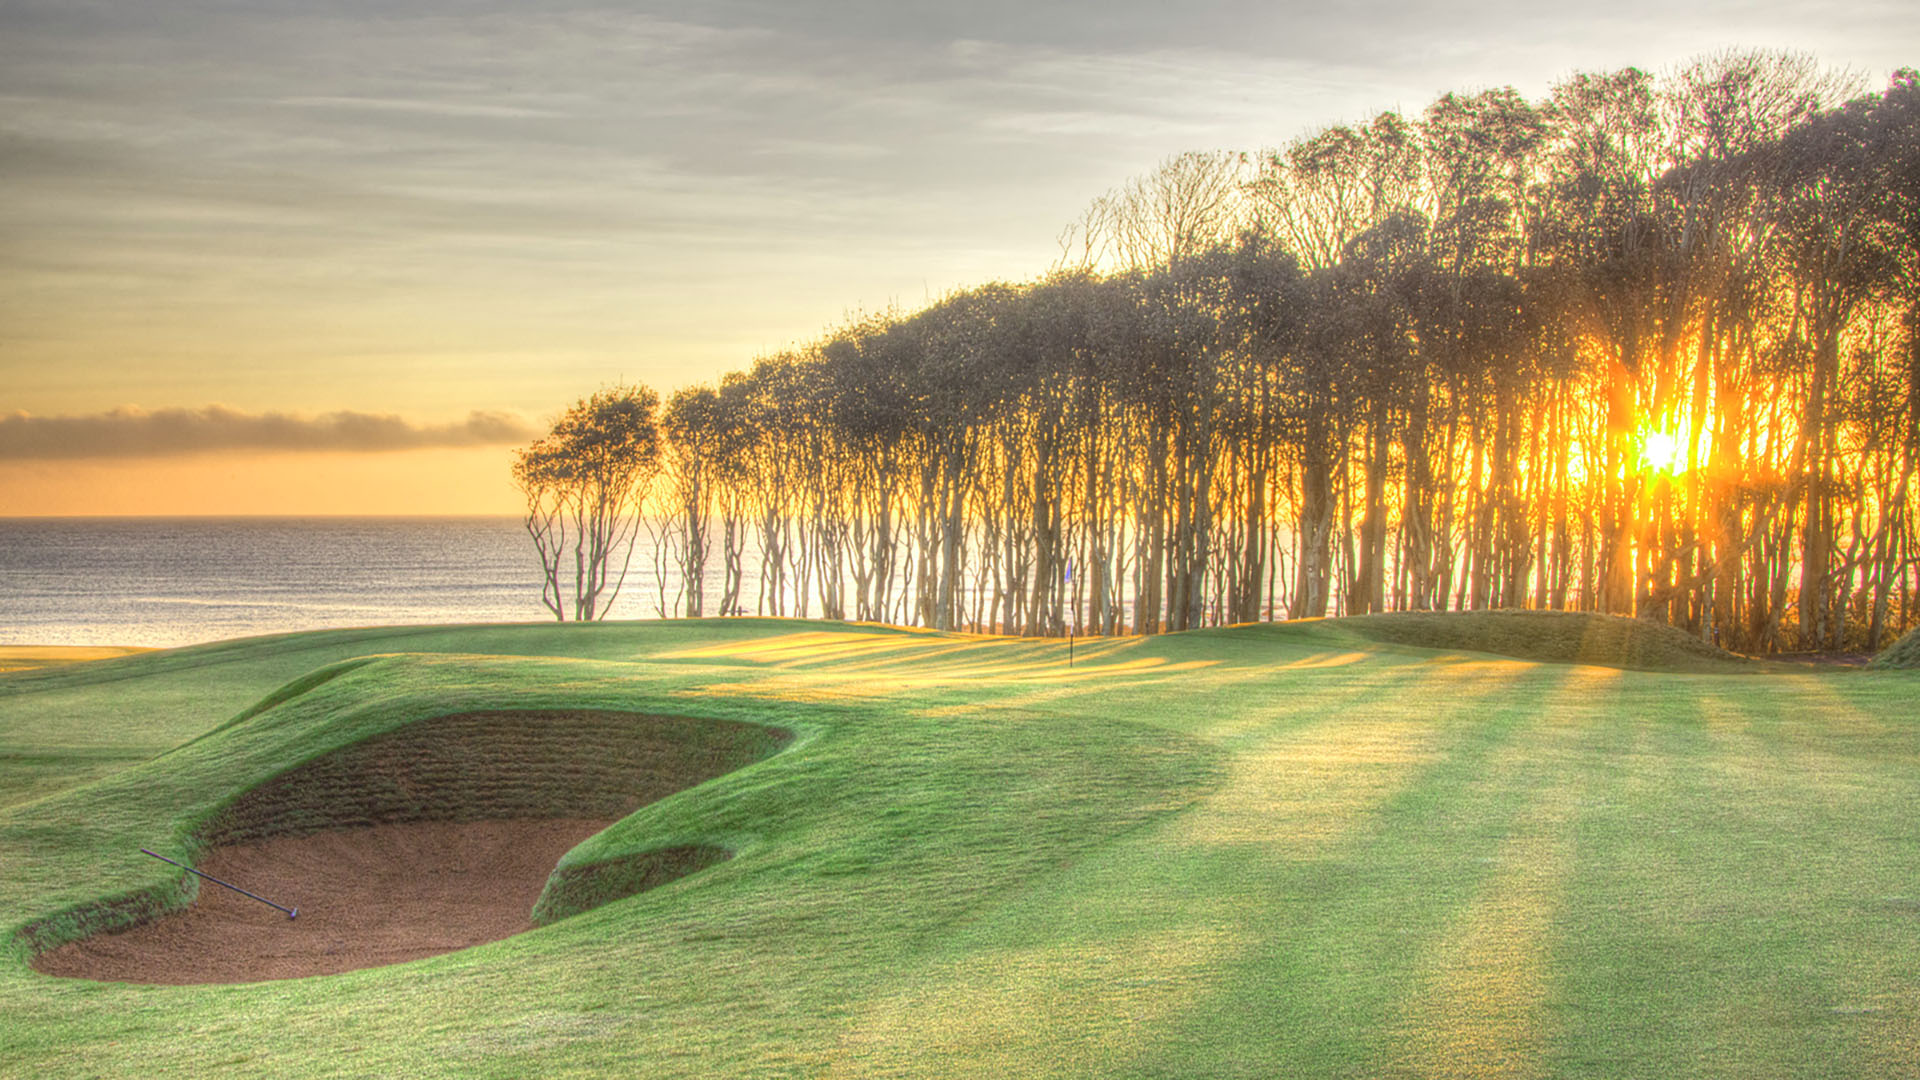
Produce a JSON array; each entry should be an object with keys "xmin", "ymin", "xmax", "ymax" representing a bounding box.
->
[{"xmin": 2, "ymin": 0, "xmax": 1915, "ymax": 515}]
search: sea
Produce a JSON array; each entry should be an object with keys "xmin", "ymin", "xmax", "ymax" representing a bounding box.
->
[{"xmin": 0, "ymin": 517, "xmax": 680, "ymax": 648}]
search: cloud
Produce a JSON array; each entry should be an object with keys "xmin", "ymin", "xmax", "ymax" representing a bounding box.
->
[
  {"xmin": 3, "ymin": 0, "xmax": 1912, "ymax": 426},
  {"xmin": 270, "ymin": 95, "xmax": 569, "ymax": 120},
  {"xmin": 0, "ymin": 405, "xmax": 535, "ymax": 460}
]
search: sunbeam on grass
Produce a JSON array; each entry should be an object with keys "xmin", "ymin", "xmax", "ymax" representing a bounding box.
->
[{"xmin": 0, "ymin": 615, "xmax": 1916, "ymax": 1078}]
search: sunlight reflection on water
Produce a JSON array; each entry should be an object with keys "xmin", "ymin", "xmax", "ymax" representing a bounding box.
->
[{"xmin": 0, "ymin": 516, "xmax": 694, "ymax": 647}]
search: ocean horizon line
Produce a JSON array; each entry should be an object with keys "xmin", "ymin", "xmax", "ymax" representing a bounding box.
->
[{"xmin": 0, "ymin": 513, "xmax": 525, "ymax": 521}]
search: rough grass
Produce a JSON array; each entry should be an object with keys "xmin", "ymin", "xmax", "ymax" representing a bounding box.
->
[
  {"xmin": 1331, "ymin": 608, "xmax": 1752, "ymax": 671},
  {"xmin": 1870, "ymin": 624, "xmax": 1920, "ymax": 669},
  {"xmin": 1, "ymin": 617, "xmax": 1916, "ymax": 1079}
]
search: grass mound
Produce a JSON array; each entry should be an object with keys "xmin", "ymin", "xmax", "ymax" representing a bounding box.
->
[
  {"xmin": 1870, "ymin": 626, "xmax": 1920, "ymax": 669},
  {"xmin": 1333, "ymin": 609, "xmax": 1750, "ymax": 671},
  {"xmin": 534, "ymin": 844, "xmax": 733, "ymax": 924}
]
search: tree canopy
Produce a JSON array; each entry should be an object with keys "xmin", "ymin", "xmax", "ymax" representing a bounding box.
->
[
  {"xmin": 532, "ymin": 53, "xmax": 1920, "ymax": 654},
  {"xmin": 512, "ymin": 385, "xmax": 662, "ymax": 621}
]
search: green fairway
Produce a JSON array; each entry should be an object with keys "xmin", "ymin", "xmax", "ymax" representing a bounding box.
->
[{"xmin": 2, "ymin": 617, "xmax": 1916, "ymax": 1078}]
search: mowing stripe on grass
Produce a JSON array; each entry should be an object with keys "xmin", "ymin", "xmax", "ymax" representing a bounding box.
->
[
  {"xmin": 1535, "ymin": 676, "xmax": 1920, "ymax": 1079},
  {"xmin": 1380, "ymin": 682, "xmax": 1604, "ymax": 1079},
  {"xmin": 825, "ymin": 924, "xmax": 1239, "ymax": 1079},
  {"xmin": 1168, "ymin": 715, "xmax": 1444, "ymax": 852},
  {"xmin": 1121, "ymin": 661, "xmax": 1578, "ymax": 1078},
  {"xmin": 808, "ymin": 658, "xmax": 1430, "ymax": 1077},
  {"xmin": 881, "ymin": 661, "xmax": 1525, "ymax": 1078}
]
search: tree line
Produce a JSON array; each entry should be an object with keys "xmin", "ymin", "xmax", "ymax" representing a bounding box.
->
[{"xmin": 517, "ymin": 51, "xmax": 1920, "ymax": 653}]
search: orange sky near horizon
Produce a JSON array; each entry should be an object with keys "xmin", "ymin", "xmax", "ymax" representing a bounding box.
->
[
  {"xmin": 0, "ymin": 448, "xmax": 524, "ymax": 517},
  {"xmin": 6, "ymin": 4, "xmax": 1912, "ymax": 518}
]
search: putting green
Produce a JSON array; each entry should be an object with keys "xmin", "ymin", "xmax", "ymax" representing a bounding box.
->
[{"xmin": 1, "ymin": 617, "xmax": 1915, "ymax": 1078}]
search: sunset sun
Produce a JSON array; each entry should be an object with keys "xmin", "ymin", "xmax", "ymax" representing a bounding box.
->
[{"xmin": 1641, "ymin": 429, "xmax": 1683, "ymax": 474}]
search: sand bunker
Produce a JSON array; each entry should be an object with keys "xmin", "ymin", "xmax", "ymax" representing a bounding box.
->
[
  {"xmin": 35, "ymin": 818, "xmax": 612, "ymax": 984},
  {"xmin": 29, "ymin": 709, "xmax": 788, "ymax": 984}
]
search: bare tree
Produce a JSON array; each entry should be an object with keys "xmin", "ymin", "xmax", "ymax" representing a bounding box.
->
[
  {"xmin": 1071, "ymin": 151, "xmax": 1248, "ymax": 272},
  {"xmin": 511, "ymin": 385, "xmax": 662, "ymax": 621}
]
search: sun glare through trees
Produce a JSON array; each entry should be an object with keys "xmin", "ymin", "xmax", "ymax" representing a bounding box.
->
[
  {"xmin": 517, "ymin": 50, "xmax": 1920, "ymax": 657},
  {"xmin": 1639, "ymin": 431, "xmax": 1683, "ymax": 476}
]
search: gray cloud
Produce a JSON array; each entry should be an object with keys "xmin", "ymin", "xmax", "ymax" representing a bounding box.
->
[
  {"xmin": 1, "ymin": 1, "xmax": 1912, "ymax": 419},
  {"xmin": 0, "ymin": 406, "xmax": 535, "ymax": 459}
]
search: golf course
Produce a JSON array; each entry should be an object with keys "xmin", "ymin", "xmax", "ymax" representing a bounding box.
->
[{"xmin": 2, "ymin": 614, "xmax": 1917, "ymax": 1078}]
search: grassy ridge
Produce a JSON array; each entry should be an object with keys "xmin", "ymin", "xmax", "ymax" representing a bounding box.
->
[
  {"xmin": 0, "ymin": 619, "xmax": 864, "ymax": 809},
  {"xmin": 1871, "ymin": 624, "xmax": 1920, "ymax": 669},
  {"xmin": 1330, "ymin": 609, "xmax": 1752, "ymax": 671},
  {"xmin": 1, "ymin": 617, "xmax": 1916, "ymax": 1078}
]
